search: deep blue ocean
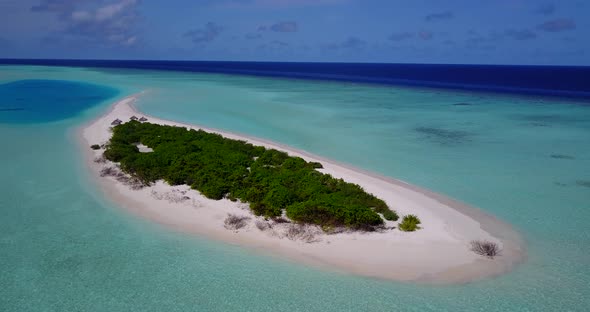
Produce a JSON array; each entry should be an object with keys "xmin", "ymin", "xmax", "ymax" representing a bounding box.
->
[
  {"xmin": 2, "ymin": 59, "xmax": 590, "ymax": 99},
  {"xmin": 1, "ymin": 61, "xmax": 589, "ymax": 311}
]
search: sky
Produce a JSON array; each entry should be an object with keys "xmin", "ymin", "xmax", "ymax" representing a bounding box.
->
[{"xmin": 0, "ymin": 0, "xmax": 588, "ymax": 65}]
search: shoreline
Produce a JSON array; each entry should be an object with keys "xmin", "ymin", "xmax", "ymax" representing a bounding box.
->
[{"xmin": 79, "ymin": 93, "xmax": 526, "ymax": 284}]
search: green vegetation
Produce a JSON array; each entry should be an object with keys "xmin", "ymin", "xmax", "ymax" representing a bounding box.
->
[
  {"xmin": 381, "ymin": 209, "xmax": 399, "ymax": 221},
  {"xmin": 308, "ymin": 162, "xmax": 323, "ymax": 169},
  {"xmin": 90, "ymin": 144, "xmax": 101, "ymax": 150},
  {"xmin": 398, "ymin": 214, "xmax": 421, "ymax": 232},
  {"xmin": 104, "ymin": 121, "xmax": 400, "ymax": 230}
]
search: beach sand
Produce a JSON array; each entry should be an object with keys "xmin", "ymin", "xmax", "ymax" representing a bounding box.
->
[{"xmin": 80, "ymin": 94, "xmax": 526, "ymax": 284}]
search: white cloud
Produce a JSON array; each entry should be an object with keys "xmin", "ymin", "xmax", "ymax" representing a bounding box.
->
[
  {"xmin": 31, "ymin": 0, "xmax": 140, "ymax": 46},
  {"xmin": 96, "ymin": 0, "xmax": 137, "ymax": 21}
]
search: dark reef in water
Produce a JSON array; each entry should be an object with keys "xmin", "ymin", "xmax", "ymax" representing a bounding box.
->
[
  {"xmin": 550, "ymin": 154, "xmax": 576, "ymax": 160},
  {"xmin": 0, "ymin": 108, "xmax": 25, "ymax": 111},
  {"xmin": 576, "ymin": 180, "xmax": 590, "ymax": 188},
  {"xmin": 452, "ymin": 102, "xmax": 472, "ymax": 106},
  {"xmin": 414, "ymin": 126, "xmax": 473, "ymax": 145}
]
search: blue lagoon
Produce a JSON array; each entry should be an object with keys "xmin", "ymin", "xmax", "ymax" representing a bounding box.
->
[{"xmin": 0, "ymin": 63, "xmax": 589, "ymax": 311}]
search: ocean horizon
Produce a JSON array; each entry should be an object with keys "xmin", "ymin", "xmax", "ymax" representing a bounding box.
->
[
  {"xmin": 1, "ymin": 62, "xmax": 589, "ymax": 311},
  {"xmin": 3, "ymin": 59, "xmax": 590, "ymax": 99}
]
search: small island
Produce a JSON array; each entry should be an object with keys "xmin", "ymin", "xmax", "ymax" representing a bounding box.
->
[
  {"xmin": 81, "ymin": 95, "xmax": 525, "ymax": 284},
  {"xmin": 104, "ymin": 120, "xmax": 402, "ymax": 231}
]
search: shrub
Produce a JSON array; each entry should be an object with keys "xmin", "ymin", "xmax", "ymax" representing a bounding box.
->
[
  {"xmin": 321, "ymin": 224, "xmax": 346, "ymax": 234},
  {"xmin": 286, "ymin": 200, "xmax": 384, "ymax": 230},
  {"xmin": 255, "ymin": 220, "xmax": 272, "ymax": 231},
  {"xmin": 381, "ymin": 209, "xmax": 399, "ymax": 221},
  {"xmin": 90, "ymin": 144, "xmax": 101, "ymax": 150},
  {"xmin": 93, "ymin": 156, "xmax": 106, "ymax": 163},
  {"xmin": 272, "ymin": 216, "xmax": 290, "ymax": 224},
  {"xmin": 398, "ymin": 214, "xmax": 421, "ymax": 232},
  {"xmin": 224, "ymin": 214, "xmax": 250, "ymax": 230},
  {"xmin": 308, "ymin": 162, "xmax": 323, "ymax": 169},
  {"xmin": 100, "ymin": 166, "xmax": 118, "ymax": 177},
  {"xmin": 249, "ymin": 202, "xmax": 282, "ymax": 218},
  {"xmin": 285, "ymin": 224, "xmax": 319, "ymax": 243},
  {"xmin": 470, "ymin": 240, "xmax": 501, "ymax": 258}
]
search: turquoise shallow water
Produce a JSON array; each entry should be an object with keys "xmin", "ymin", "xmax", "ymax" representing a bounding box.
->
[{"xmin": 0, "ymin": 65, "xmax": 589, "ymax": 311}]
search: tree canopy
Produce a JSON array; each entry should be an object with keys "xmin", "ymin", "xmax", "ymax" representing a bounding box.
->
[{"xmin": 104, "ymin": 121, "xmax": 398, "ymax": 230}]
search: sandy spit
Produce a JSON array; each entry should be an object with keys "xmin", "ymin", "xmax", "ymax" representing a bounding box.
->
[{"xmin": 79, "ymin": 94, "xmax": 525, "ymax": 284}]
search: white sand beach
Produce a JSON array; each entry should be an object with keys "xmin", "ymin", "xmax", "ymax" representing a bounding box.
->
[{"xmin": 80, "ymin": 94, "xmax": 525, "ymax": 284}]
